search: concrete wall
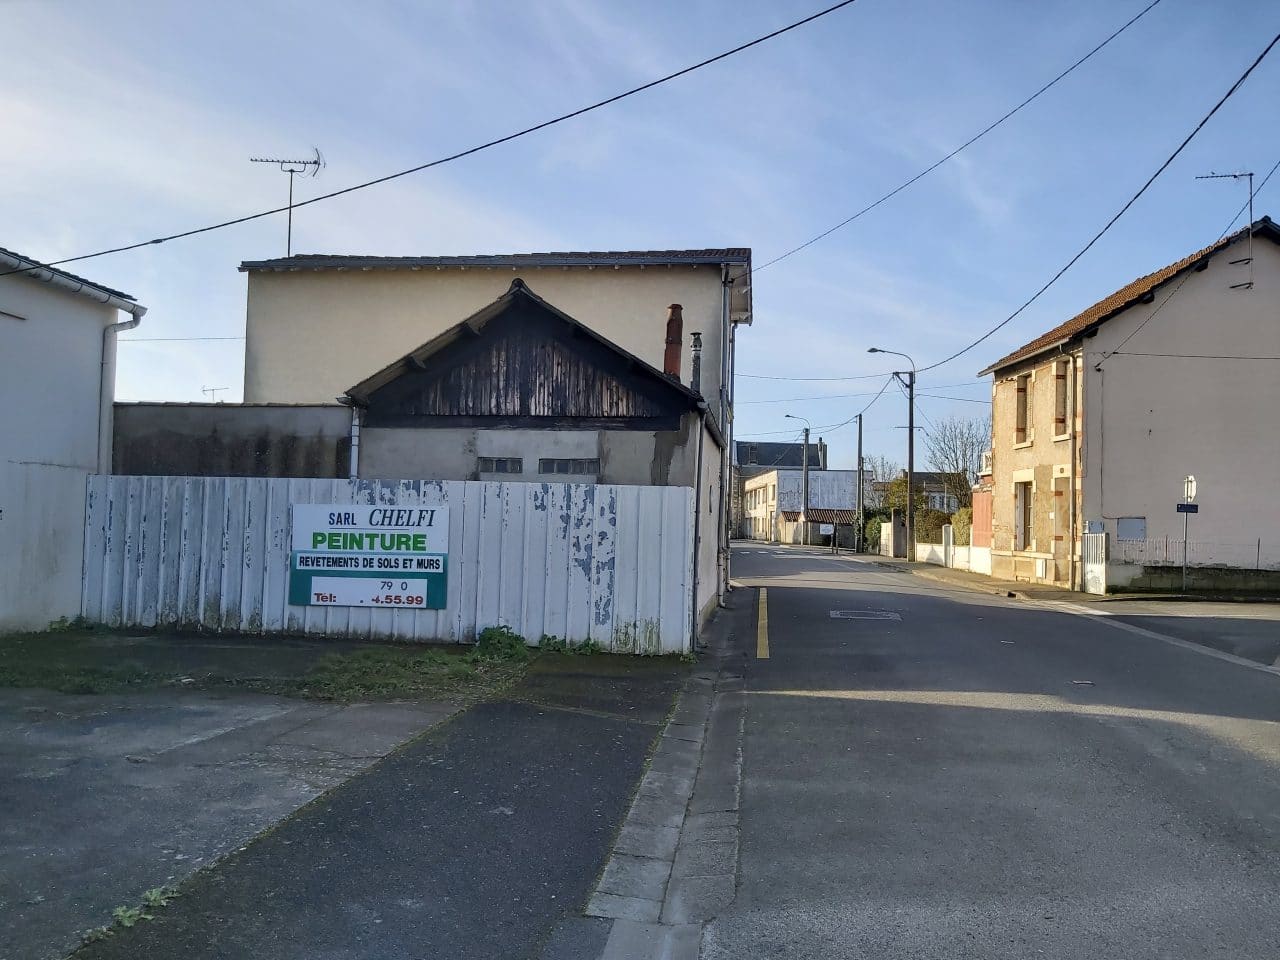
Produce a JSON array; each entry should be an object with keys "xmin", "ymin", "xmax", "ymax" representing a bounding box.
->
[
  {"xmin": 1082, "ymin": 239, "xmax": 1280, "ymax": 574},
  {"xmin": 244, "ymin": 266, "xmax": 729, "ymax": 421},
  {"xmin": 742, "ymin": 468, "xmax": 861, "ymax": 542},
  {"xmin": 0, "ymin": 272, "xmax": 120, "ymax": 630},
  {"xmin": 113, "ymin": 403, "xmax": 351, "ymax": 478},
  {"xmin": 358, "ymin": 416, "xmax": 702, "ymax": 487}
]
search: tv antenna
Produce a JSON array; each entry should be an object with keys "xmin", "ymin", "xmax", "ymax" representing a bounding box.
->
[
  {"xmin": 202, "ymin": 386, "xmax": 230, "ymax": 403},
  {"xmin": 250, "ymin": 148, "xmax": 324, "ymax": 256},
  {"xmin": 1196, "ymin": 170, "xmax": 1254, "ymax": 289}
]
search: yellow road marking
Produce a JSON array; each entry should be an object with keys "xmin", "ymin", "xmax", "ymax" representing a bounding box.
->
[{"xmin": 757, "ymin": 587, "xmax": 770, "ymax": 660}]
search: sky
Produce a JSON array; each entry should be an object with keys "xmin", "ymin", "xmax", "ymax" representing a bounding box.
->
[{"xmin": 4, "ymin": 0, "xmax": 1278, "ymax": 469}]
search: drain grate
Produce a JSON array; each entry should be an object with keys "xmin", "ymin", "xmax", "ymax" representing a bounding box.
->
[{"xmin": 829, "ymin": 610, "xmax": 902, "ymax": 621}]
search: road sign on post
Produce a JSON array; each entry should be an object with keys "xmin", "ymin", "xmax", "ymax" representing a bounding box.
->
[{"xmin": 1180, "ymin": 475, "xmax": 1197, "ymax": 593}]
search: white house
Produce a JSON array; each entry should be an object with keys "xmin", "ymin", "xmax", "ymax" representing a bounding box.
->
[
  {"xmin": 0, "ymin": 247, "xmax": 146, "ymax": 629},
  {"xmin": 742, "ymin": 468, "xmax": 863, "ymax": 544}
]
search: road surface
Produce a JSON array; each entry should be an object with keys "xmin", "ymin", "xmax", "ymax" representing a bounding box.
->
[{"xmin": 704, "ymin": 544, "xmax": 1280, "ymax": 959}]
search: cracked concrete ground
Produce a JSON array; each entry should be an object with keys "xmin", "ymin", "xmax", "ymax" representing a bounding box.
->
[{"xmin": 0, "ymin": 686, "xmax": 458, "ymax": 960}]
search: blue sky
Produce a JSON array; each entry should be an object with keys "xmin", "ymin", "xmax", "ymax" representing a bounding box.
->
[{"xmin": 5, "ymin": 0, "xmax": 1278, "ymax": 468}]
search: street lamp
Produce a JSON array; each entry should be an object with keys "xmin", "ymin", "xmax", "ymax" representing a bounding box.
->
[
  {"xmin": 784, "ymin": 414, "xmax": 812, "ymax": 546},
  {"xmin": 868, "ymin": 347, "xmax": 917, "ymax": 560}
]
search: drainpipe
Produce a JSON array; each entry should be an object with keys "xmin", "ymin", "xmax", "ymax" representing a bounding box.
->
[
  {"xmin": 1067, "ymin": 347, "xmax": 1079, "ymax": 590},
  {"xmin": 719, "ymin": 266, "xmax": 732, "ymax": 598},
  {"xmin": 347, "ymin": 405, "xmax": 362, "ymax": 479},
  {"xmin": 690, "ymin": 407, "xmax": 706, "ymax": 651}
]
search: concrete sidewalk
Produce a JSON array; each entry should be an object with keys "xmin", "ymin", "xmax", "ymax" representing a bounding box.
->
[
  {"xmin": 866, "ymin": 557, "xmax": 1095, "ymax": 602},
  {"xmin": 67, "ymin": 655, "xmax": 687, "ymax": 960}
]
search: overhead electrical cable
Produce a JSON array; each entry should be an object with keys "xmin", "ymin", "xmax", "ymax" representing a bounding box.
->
[
  {"xmin": 740, "ymin": 0, "xmax": 1166, "ymax": 279},
  {"xmin": 918, "ymin": 29, "xmax": 1280, "ymax": 375},
  {"xmin": 3, "ymin": 0, "xmax": 859, "ymax": 279}
]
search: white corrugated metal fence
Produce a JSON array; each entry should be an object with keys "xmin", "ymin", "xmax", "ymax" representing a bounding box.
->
[{"xmin": 82, "ymin": 476, "xmax": 694, "ymax": 653}]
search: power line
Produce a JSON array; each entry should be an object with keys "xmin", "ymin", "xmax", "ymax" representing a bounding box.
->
[
  {"xmin": 3, "ymin": 1, "xmax": 859, "ymax": 279},
  {"xmin": 1111, "ymin": 351, "xmax": 1280, "ymax": 360},
  {"xmin": 919, "ymin": 28, "xmax": 1280, "ymax": 375},
  {"xmin": 741, "ymin": 0, "xmax": 1166, "ymax": 278},
  {"xmin": 917, "ymin": 394, "xmax": 992, "ymax": 404},
  {"xmin": 735, "ymin": 374, "xmax": 894, "ymax": 437},
  {"xmin": 736, "ymin": 380, "xmax": 983, "ymax": 405}
]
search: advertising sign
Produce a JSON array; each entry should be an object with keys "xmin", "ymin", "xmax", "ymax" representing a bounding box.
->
[{"xmin": 289, "ymin": 504, "xmax": 449, "ymax": 609}]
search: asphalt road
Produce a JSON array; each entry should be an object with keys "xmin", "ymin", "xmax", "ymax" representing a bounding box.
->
[{"xmin": 704, "ymin": 545, "xmax": 1280, "ymax": 960}]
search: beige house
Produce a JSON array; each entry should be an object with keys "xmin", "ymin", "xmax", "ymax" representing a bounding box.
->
[
  {"xmin": 742, "ymin": 468, "xmax": 860, "ymax": 544},
  {"xmin": 981, "ymin": 217, "xmax": 1280, "ymax": 592}
]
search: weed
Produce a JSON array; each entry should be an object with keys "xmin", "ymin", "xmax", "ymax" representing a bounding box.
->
[
  {"xmin": 142, "ymin": 885, "xmax": 179, "ymax": 908},
  {"xmin": 111, "ymin": 905, "xmax": 151, "ymax": 927},
  {"xmin": 475, "ymin": 625, "xmax": 529, "ymax": 661},
  {"xmin": 538, "ymin": 634, "xmax": 604, "ymax": 656}
]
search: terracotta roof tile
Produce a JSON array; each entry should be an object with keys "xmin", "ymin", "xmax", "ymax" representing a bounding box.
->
[{"xmin": 980, "ymin": 218, "xmax": 1277, "ymax": 374}]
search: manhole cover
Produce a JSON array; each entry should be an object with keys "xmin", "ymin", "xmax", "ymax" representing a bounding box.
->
[{"xmin": 829, "ymin": 610, "xmax": 902, "ymax": 621}]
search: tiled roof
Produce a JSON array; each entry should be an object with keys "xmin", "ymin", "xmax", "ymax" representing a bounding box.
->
[
  {"xmin": 980, "ymin": 217, "xmax": 1279, "ymax": 374},
  {"xmin": 240, "ymin": 249, "xmax": 751, "ymax": 272},
  {"xmin": 780, "ymin": 509, "xmax": 859, "ymax": 524},
  {"xmin": 0, "ymin": 245, "xmax": 136, "ymax": 301}
]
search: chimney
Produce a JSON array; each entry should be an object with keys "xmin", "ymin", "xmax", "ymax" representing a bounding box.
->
[
  {"xmin": 818, "ymin": 438, "xmax": 827, "ymax": 470},
  {"xmin": 690, "ymin": 331, "xmax": 703, "ymax": 394},
  {"xmin": 663, "ymin": 304, "xmax": 683, "ymax": 379}
]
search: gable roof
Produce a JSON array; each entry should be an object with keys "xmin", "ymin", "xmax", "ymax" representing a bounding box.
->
[
  {"xmin": 344, "ymin": 277, "xmax": 705, "ymax": 411},
  {"xmin": 0, "ymin": 245, "xmax": 137, "ymax": 303},
  {"xmin": 980, "ymin": 217, "xmax": 1280, "ymax": 375},
  {"xmin": 242, "ymin": 249, "xmax": 751, "ymax": 273}
]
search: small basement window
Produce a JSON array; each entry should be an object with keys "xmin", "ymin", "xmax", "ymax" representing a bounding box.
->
[
  {"xmin": 538, "ymin": 458, "xmax": 601, "ymax": 476},
  {"xmin": 478, "ymin": 456, "xmax": 523, "ymax": 474}
]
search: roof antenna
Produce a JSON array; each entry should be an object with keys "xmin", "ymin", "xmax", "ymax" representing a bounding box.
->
[
  {"xmin": 250, "ymin": 148, "xmax": 324, "ymax": 257},
  {"xmin": 202, "ymin": 386, "xmax": 229, "ymax": 403},
  {"xmin": 1196, "ymin": 170, "xmax": 1254, "ymax": 290}
]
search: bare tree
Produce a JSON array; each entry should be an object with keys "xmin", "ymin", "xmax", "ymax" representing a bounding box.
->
[
  {"xmin": 863, "ymin": 455, "xmax": 901, "ymax": 510},
  {"xmin": 923, "ymin": 416, "xmax": 990, "ymax": 509}
]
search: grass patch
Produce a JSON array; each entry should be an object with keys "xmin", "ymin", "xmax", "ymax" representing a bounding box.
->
[
  {"xmin": 0, "ymin": 629, "xmax": 526, "ymax": 703},
  {"xmin": 272, "ymin": 646, "xmax": 525, "ymax": 702}
]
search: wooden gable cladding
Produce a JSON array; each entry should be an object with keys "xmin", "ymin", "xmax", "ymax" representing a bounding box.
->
[{"xmin": 358, "ymin": 282, "xmax": 699, "ymax": 430}]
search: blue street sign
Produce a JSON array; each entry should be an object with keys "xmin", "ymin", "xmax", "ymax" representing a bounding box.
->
[{"xmin": 1176, "ymin": 502, "xmax": 1199, "ymax": 514}]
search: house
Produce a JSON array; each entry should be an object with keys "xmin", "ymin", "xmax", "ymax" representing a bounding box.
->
[
  {"xmin": 979, "ymin": 216, "xmax": 1280, "ymax": 592},
  {"xmin": 111, "ymin": 271, "xmax": 740, "ymax": 627},
  {"xmin": 731, "ymin": 439, "xmax": 826, "ymax": 537},
  {"xmin": 0, "ymin": 247, "xmax": 146, "ymax": 629},
  {"xmin": 868, "ymin": 471, "xmax": 961, "ymax": 513},
  {"xmin": 742, "ymin": 468, "xmax": 860, "ymax": 544}
]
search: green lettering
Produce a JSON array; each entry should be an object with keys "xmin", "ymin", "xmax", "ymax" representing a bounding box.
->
[
  {"xmin": 412, "ymin": 534, "xmax": 427, "ymax": 551},
  {"xmin": 312, "ymin": 532, "xmax": 326, "ymax": 548},
  {"xmin": 396, "ymin": 533, "xmax": 412, "ymax": 551},
  {"xmin": 327, "ymin": 532, "xmax": 342, "ymax": 550}
]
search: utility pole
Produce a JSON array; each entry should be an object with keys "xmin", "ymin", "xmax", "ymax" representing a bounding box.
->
[
  {"xmin": 801, "ymin": 426, "xmax": 810, "ymax": 546},
  {"xmin": 906, "ymin": 368, "xmax": 915, "ymax": 560},
  {"xmin": 856, "ymin": 413, "xmax": 864, "ymax": 553}
]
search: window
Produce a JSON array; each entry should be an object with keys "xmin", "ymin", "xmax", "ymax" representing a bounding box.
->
[
  {"xmin": 1015, "ymin": 373, "xmax": 1032, "ymax": 444},
  {"xmin": 1053, "ymin": 361, "xmax": 1069, "ymax": 439},
  {"xmin": 478, "ymin": 456, "xmax": 523, "ymax": 474},
  {"xmin": 746, "ymin": 444, "xmax": 759, "ymax": 465},
  {"xmin": 1014, "ymin": 481, "xmax": 1033, "ymax": 550},
  {"xmin": 538, "ymin": 458, "xmax": 600, "ymax": 476},
  {"xmin": 769, "ymin": 484, "xmax": 776, "ymax": 502}
]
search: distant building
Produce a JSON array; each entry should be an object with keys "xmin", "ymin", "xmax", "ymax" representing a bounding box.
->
[
  {"xmin": 868, "ymin": 470, "xmax": 961, "ymax": 513},
  {"xmin": 741, "ymin": 468, "xmax": 860, "ymax": 544},
  {"xmin": 980, "ymin": 216, "xmax": 1280, "ymax": 592},
  {"xmin": 731, "ymin": 439, "xmax": 825, "ymax": 537}
]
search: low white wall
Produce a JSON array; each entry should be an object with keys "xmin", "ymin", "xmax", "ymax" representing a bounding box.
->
[
  {"xmin": 916, "ymin": 541, "xmax": 945, "ymax": 566},
  {"xmin": 969, "ymin": 545, "xmax": 992, "ymax": 576},
  {"xmin": 0, "ymin": 462, "xmax": 91, "ymax": 630}
]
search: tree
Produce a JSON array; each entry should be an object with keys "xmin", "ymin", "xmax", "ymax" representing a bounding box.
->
[
  {"xmin": 924, "ymin": 416, "xmax": 990, "ymax": 509},
  {"xmin": 863, "ymin": 455, "xmax": 901, "ymax": 510},
  {"xmin": 882, "ymin": 474, "xmax": 926, "ymax": 515}
]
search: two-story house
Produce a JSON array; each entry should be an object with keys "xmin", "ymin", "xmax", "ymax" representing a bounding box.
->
[{"xmin": 980, "ymin": 217, "xmax": 1280, "ymax": 592}]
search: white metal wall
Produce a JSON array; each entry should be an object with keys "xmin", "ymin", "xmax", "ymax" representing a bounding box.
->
[{"xmin": 82, "ymin": 476, "xmax": 694, "ymax": 653}]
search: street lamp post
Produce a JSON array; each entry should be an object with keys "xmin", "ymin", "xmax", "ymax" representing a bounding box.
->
[
  {"xmin": 869, "ymin": 348, "xmax": 917, "ymax": 560},
  {"xmin": 785, "ymin": 414, "xmax": 811, "ymax": 546}
]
